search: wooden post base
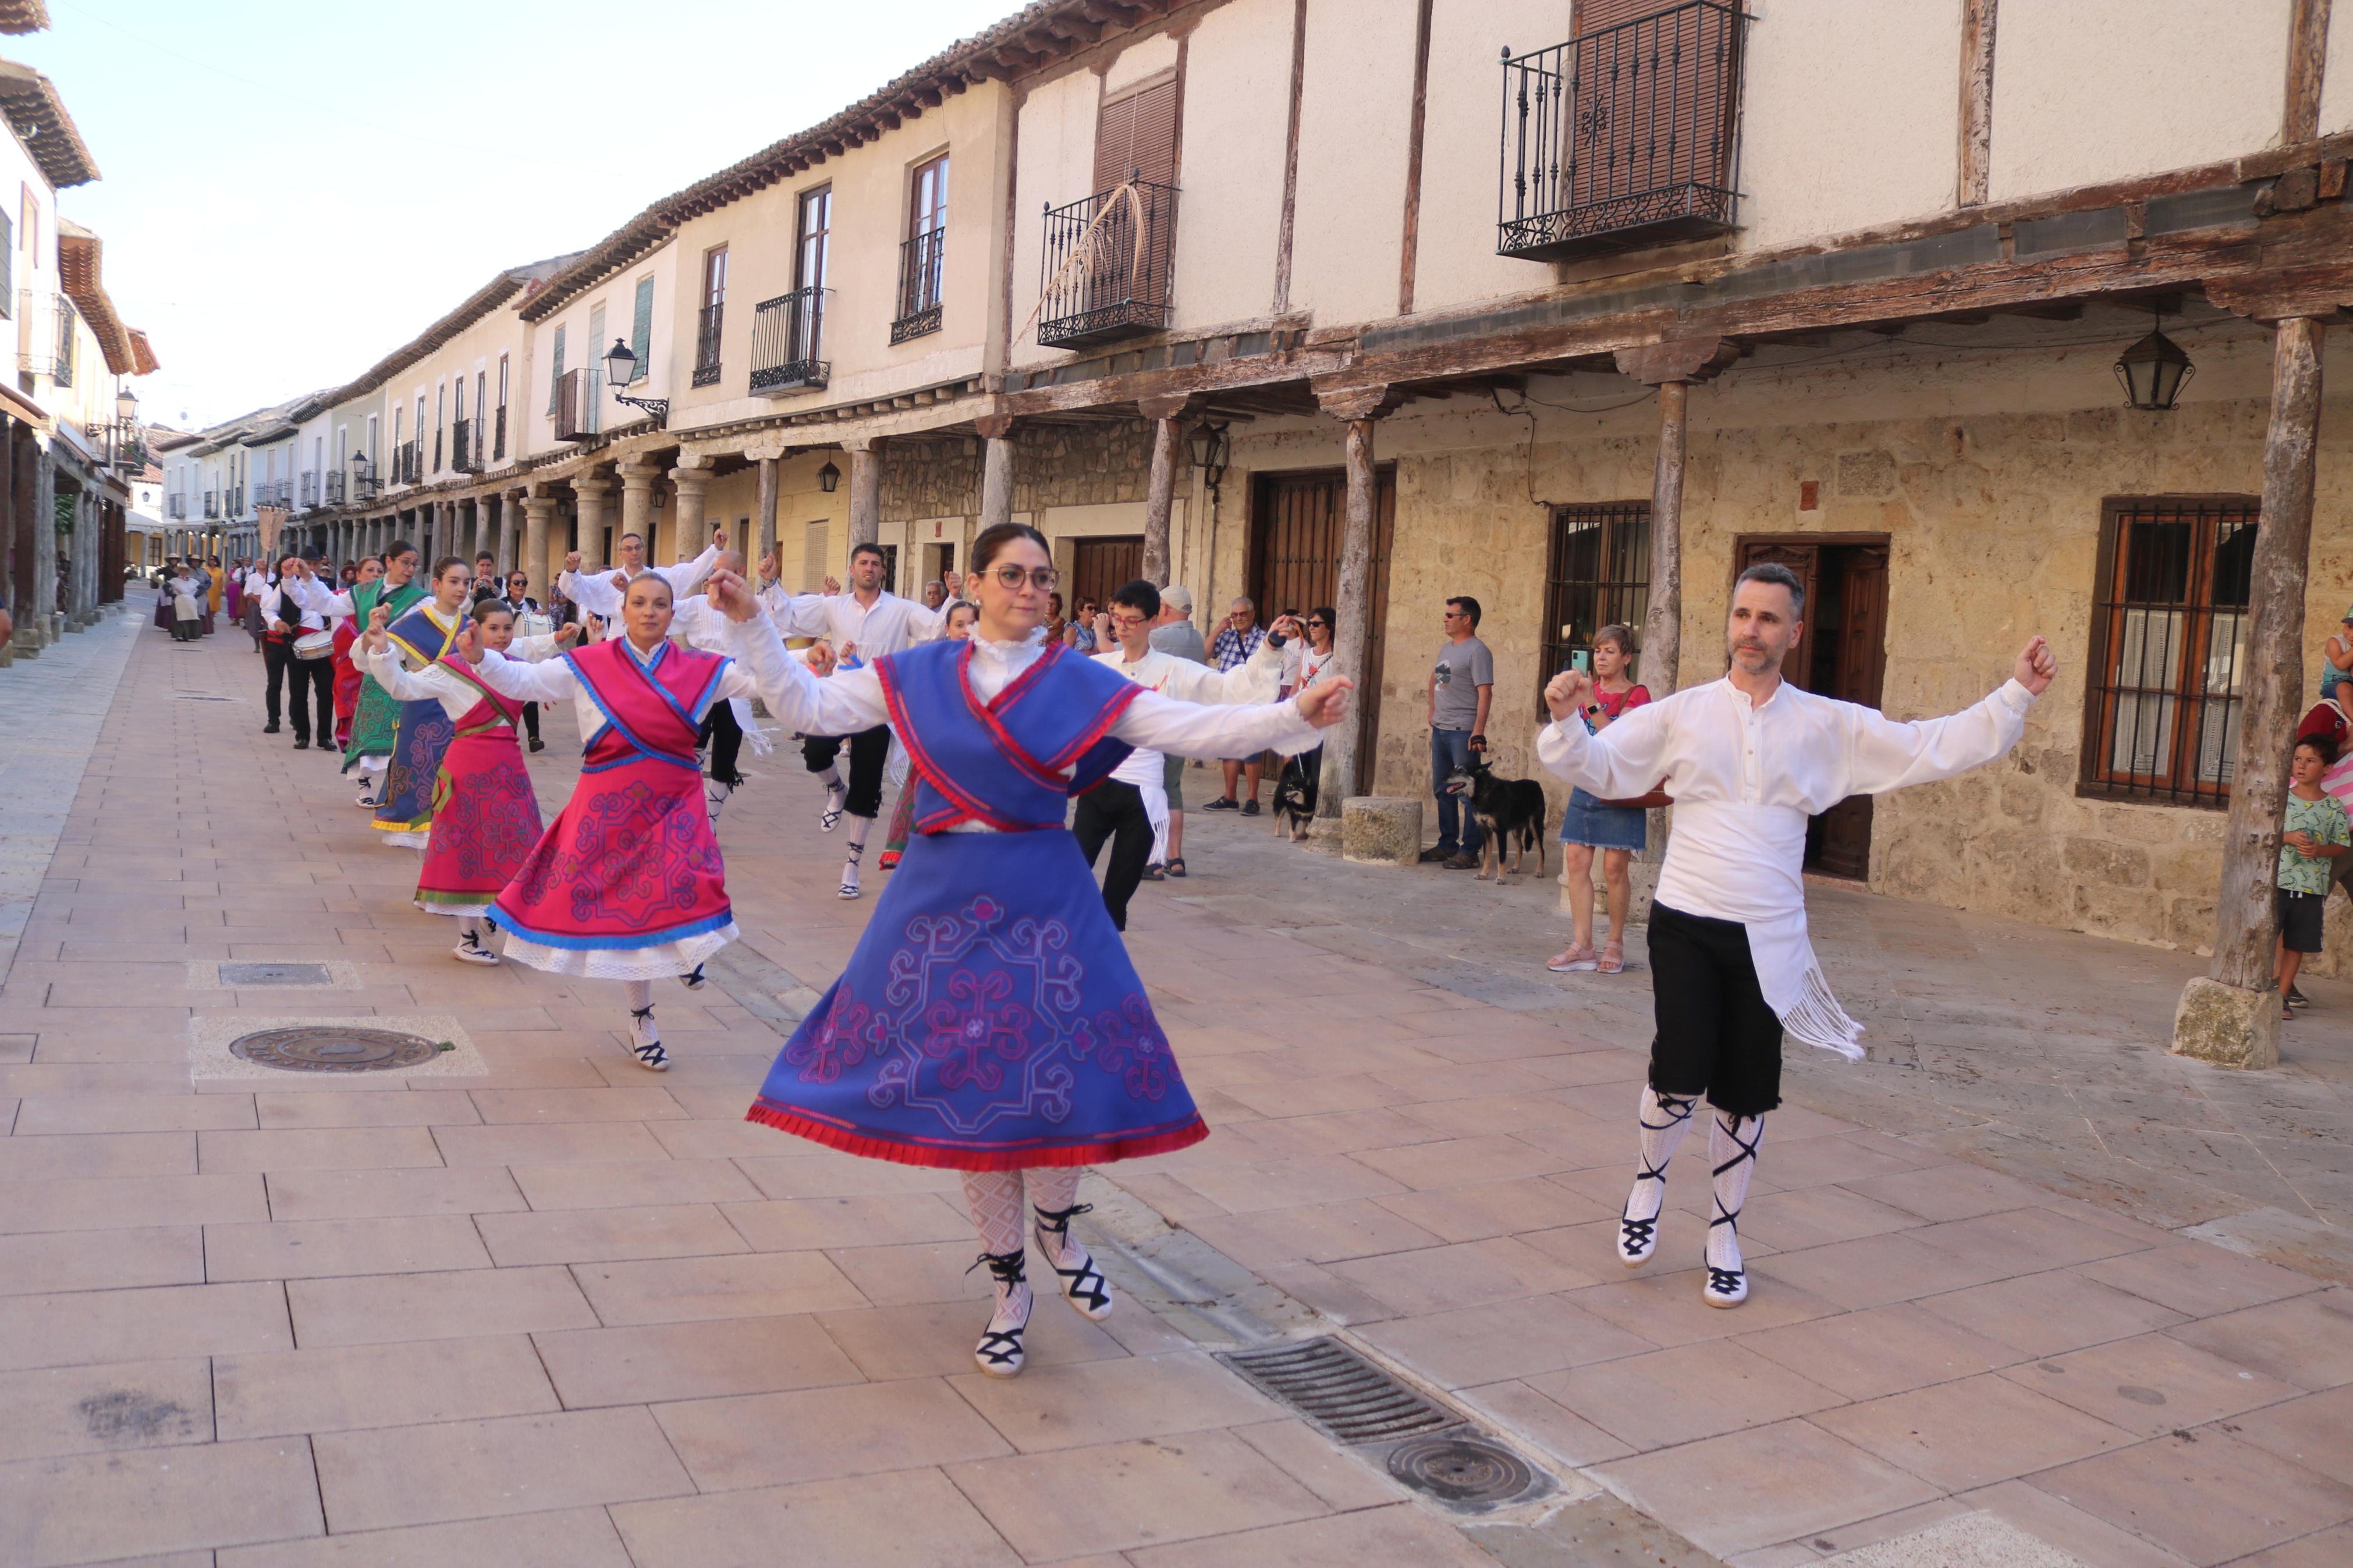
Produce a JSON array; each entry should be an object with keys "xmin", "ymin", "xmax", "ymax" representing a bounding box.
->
[{"xmin": 2171, "ymin": 976, "xmax": 2281, "ymax": 1069}]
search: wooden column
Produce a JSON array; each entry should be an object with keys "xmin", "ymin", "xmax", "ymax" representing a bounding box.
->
[
  {"xmin": 844, "ymin": 438, "xmax": 882, "ymax": 551},
  {"xmin": 1312, "ymin": 385, "xmax": 1392, "ymax": 817},
  {"xmin": 1138, "ymin": 395, "xmax": 1188, "ymax": 587},
  {"xmin": 2285, "ymin": 0, "xmax": 2333, "ymax": 144},
  {"xmin": 670, "ymin": 463, "xmax": 711, "ymax": 561},
  {"xmin": 1957, "ymin": 0, "xmax": 1998, "ymax": 206},
  {"xmin": 975, "ymin": 418, "xmax": 1015, "ymax": 536},
  {"xmin": 2174, "ymin": 303, "xmax": 2332, "ymax": 1068},
  {"xmin": 1615, "ymin": 338, "xmax": 1738, "ymax": 703},
  {"xmin": 755, "ymin": 454, "xmax": 780, "ymax": 580}
]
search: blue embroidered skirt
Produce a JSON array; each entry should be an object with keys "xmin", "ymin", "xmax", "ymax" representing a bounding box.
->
[{"xmin": 748, "ymin": 828, "xmax": 1208, "ymax": 1170}]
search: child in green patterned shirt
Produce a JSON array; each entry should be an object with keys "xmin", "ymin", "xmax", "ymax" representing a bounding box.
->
[{"xmin": 2277, "ymin": 735, "xmax": 2351, "ymax": 1019}]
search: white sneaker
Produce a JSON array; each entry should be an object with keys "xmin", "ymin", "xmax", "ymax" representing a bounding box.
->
[
  {"xmin": 452, "ymin": 931, "xmax": 500, "ymax": 966},
  {"xmin": 626, "ymin": 1007, "xmax": 669, "ymax": 1072}
]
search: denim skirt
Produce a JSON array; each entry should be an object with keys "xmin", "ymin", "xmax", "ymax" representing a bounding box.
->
[{"xmin": 1559, "ymin": 787, "xmax": 1646, "ymax": 851}]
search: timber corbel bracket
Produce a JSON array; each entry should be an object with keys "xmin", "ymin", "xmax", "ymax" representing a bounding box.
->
[
  {"xmin": 1311, "ymin": 381, "xmax": 1402, "ymax": 422},
  {"xmin": 1613, "ymin": 336, "xmax": 1741, "ymax": 386},
  {"xmin": 2205, "ymin": 268, "xmax": 2353, "ymax": 323}
]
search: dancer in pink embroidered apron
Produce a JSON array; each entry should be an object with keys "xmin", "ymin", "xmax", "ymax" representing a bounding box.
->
[
  {"xmin": 360, "ymin": 602, "xmax": 572, "ymax": 965},
  {"xmin": 469, "ymin": 573, "xmax": 771, "ymax": 1072}
]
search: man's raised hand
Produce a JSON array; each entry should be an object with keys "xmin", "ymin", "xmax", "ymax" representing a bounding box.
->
[
  {"xmin": 554, "ymin": 622, "xmax": 581, "ymax": 647},
  {"xmin": 1545, "ymin": 667, "xmax": 1593, "ymax": 721},
  {"xmin": 1296, "ymin": 675, "xmax": 1355, "ymax": 730},
  {"xmin": 563, "ymin": 551, "xmax": 582, "ymax": 573},
  {"xmin": 706, "ymin": 569, "xmax": 760, "ymax": 624},
  {"xmin": 2015, "ymin": 635, "xmax": 2057, "ymax": 696}
]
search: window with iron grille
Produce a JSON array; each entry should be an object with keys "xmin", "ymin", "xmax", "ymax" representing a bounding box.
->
[
  {"xmin": 2081, "ymin": 497, "xmax": 2258, "ymax": 808},
  {"xmin": 1539, "ymin": 501, "xmax": 1651, "ymax": 712},
  {"xmin": 495, "ymin": 355, "xmax": 509, "ymax": 460},
  {"xmin": 53, "ymin": 295, "xmax": 74, "ymax": 387},
  {"xmin": 895, "ymin": 154, "xmax": 948, "ymax": 343}
]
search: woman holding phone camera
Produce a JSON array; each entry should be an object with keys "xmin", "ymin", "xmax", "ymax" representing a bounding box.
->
[{"xmin": 1549, "ymin": 624, "xmax": 1651, "ymax": 976}]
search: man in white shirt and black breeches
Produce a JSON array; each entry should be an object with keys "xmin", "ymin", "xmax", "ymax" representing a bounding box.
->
[
  {"xmin": 766, "ymin": 541, "xmax": 947, "ymax": 899},
  {"xmin": 1538, "ymin": 561, "xmax": 2056, "ymax": 1309},
  {"xmin": 1085, "ymin": 579, "xmax": 1288, "ymax": 929},
  {"xmin": 262, "ymin": 553, "xmax": 336, "ymax": 751}
]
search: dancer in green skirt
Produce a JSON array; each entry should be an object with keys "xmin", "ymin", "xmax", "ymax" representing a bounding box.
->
[{"xmin": 325, "ymin": 539, "xmax": 425, "ymax": 808}]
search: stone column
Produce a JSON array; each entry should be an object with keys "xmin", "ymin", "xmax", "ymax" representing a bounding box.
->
[
  {"xmin": 618, "ymin": 463, "xmax": 656, "ymax": 559},
  {"xmin": 755, "ymin": 454, "xmax": 780, "ymax": 581},
  {"xmin": 1139, "ymin": 401, "xmax": 1186, "ymax": 588},
  {"xmin": 670, "ymin": 461, "xmax": 711, "ymax": 562},
  {"xmin": 2174, "ymin": 303, "xmax": 2331, "ymax": 1069},
  {"xmin": 1311, "ymin": 386, "xmax": 1392, "ymax": 817},
  {"xmin": 844, "ymin": 438, "xmax": 882, "ymax": 551},
  {"xmin": 974, "ymin": 418, "xmax": 1016, "ymax": 537},
  {"xmin": 576, "ymin": 474, "xmax": 615, "ymax": 567},
  {"xmin": 523, "ymin": 487, "xmax": 556, "ymax": 604}
]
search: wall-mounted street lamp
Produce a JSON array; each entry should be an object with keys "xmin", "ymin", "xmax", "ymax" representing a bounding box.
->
[
  {"xmin": 604, "ymin": 339, "xmax": 670, "ymax": 426},
  {"xmin": 2115, "ymin": 304, "xmax": 2195, "ymax": 411},
  {"xmin": 1186, "ymin": 419, "xmax": 1231, "ymax": 499},
  {"xmin": 100, "ymin": 384, "xmax": 142, "ymax": 468},
  {"xmin": 817, "ymin": 458, "xmax": 842, "ymax": 493}
]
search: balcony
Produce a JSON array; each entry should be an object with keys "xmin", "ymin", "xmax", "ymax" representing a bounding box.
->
[
  {"xmin": 1037, "ymin": 178, "xmax": 1177, "ymax": 350},
  {"xmin": 452, "ymin": 417, "xmax": 481, "ymax": 473},
  {"xmin": 52, "ymin": 297, "xmax": 74, "ymax": 388},
  {"xmin": 692, "ymin": 302, "xmax": 723, "ymax": 388},
  {"xmin": 203, "ymin": 491, "xmax": 219, "ymax": 520},
  {"xmin": 749, "ymin": 287, "xmax": 831, "ymax": 394},
  {"xmin": 492, "ymin": 404, "xmax": 507, "ymax": 463},
  {"xmin": 325, "ymin": 470, "xmax": 347, "ymax": 506},
  {"xmin": 1498, "ymin": 1, "xmax": 1749, "ymax": 262},
  {"xmin": 397, "ymin": 442, "xmax": 420, "ymax": 485},
  {"xmin": 299, "ymin": 470, "xmax": 318, "ymax": 508},
  {"xmin": 168, "ymin": 493, "xmax": 187, "ymax": 520},
  {"xmin": 255, "ymin": 480, "xmax": 289, "ymax": 509},
  {"xmin": 228, "ymin": 485, "xmax": 246, "ymax": 515},
  {"xmin": 553, "ymin": 367, "xmax": 604, "ymax": 442},
  {"xmin": 892, "ymin": 229, "xmax": 945, "ymax": 344}
]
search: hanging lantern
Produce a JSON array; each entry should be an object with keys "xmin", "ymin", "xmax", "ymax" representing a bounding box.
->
[{"xmin": 2114, "ymin": 304, "xmax": 2195, "ymax": 411}]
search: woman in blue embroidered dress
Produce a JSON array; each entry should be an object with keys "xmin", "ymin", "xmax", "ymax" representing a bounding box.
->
[{"xmin": 706, "ymin": 524, "xmax": 1354, "ymax": 1377}]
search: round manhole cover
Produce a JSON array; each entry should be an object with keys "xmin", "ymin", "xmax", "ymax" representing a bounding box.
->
[
  {"xmin": 229, "ymin": 1027, "xmax": 443, "ymax": 1073},
  {"xmin": 1386, "ymin": 1435, "xmax": 1539, "ymax": 1507}
]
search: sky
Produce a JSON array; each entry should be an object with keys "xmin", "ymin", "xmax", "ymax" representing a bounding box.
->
[{"xmin": 17, "ymin": 0, "xmax": 1019, "ymax": 431}]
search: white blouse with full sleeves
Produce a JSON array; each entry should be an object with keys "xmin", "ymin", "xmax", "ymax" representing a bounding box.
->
[
  {"xmin": 719, "ymin": 611, "xmax": 1323, "ymax": 801},
  {"xmin": 363, "ymin": 635, "xmax": 566, "ymax": 720}
]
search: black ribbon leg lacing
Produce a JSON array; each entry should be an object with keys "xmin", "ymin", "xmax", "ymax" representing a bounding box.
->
[
  {"xmin": 966, "ymin": 1249, "xmax": 1031, "ymax": 1374},
  {"xmin": 1620, "ymin": 1092, "xmax": 1696, "ymax": 1264},
  {"xmin": 677, "ymin": 963, "xmax": 707, "ymax": 992},
  {"xmin": 627, "ymin": 1006, "xmax": 668, "ymax": 1071},
  {"xmin": 1703, "ymin": 1114, "xmax": 1762, "ymax": 1305},
  {"xmin": 1032, "ymin": 1201, "xmax": 1113, "ymax": 1318}
]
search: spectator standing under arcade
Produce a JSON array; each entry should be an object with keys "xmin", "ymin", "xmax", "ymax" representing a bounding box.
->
[{"xmin": 1419, "ymin": 595, "xmax": 1493, "ymax": 869}]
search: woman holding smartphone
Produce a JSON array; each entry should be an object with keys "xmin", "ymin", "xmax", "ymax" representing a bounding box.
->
[{"xmin": 1549, "ymin": 624, "xmax": 1651, "ymax": 976}]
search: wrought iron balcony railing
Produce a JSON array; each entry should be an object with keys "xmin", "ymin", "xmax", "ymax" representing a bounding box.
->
[
  {"xmin": 255, "ymin": 480, "xmax": 289, "ymax": 509},
  {"xmin": 325, "ymin": 470, "xmax": 347, "ymax": 506},
  {"xmin": 397, "ymin": 442, "xmax": 420, "ymax": 485},
  {"xmin": 228, "ymin": 485, "xmax": 246, "ymax": 515},
  {"xmin": 893, "ymin": 229, "xmax": 946, "ymax": 344},
  {"xmin": 1037, "ymin": 177, "xmax": 1177, "ymax": 350},
  {"xmin": 203, "ymin": 492, "xmax": 220, "ymax": 519},
  {"xmin": 299, "ymin": 471, "xmax": 318, "ymax": 507},
  {"xmin": 452, "ymin": 417, "xmax": 482, "ymax": 473},
  {"xmin": 1499, "ymin": 1, "xmax": 1749, "ymax": 262},
  {"xmin": 168, "ymin": 492, "xmax": 187, "ymax": 519},
  {"xmin": 749, "ymin": 287, "xmax": 831, "ymax": 394},
  {"xmin": 553, "ymin": 367, "xmax": 604, "ymax": 442},
  {"xmin": 52, "ymin": 296, "xmax": 75, "ymax": 388},
  {"xmin": 493, "ymin": 405, "xmax": 507, "ymax": 463},
  {"xmin": 692, "ymin": 303, "xmax": 724, "ymax": 387}
]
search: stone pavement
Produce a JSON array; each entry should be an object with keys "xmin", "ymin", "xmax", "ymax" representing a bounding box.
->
[{"xmin": 0, "ymin": 618, "xmax": 2346, "ymax": 1567}]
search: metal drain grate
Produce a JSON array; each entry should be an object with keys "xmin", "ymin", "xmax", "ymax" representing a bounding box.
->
[
  {"xmin": 219, "ymin": 963, "xmax": 334, "ymax": 987},
  {"xmin": 1387, "ymin": 1435, "xmax": 1541, "ymax": 1507},
  {"xmin": 1217, "ymin": 1337, "xmax": 1456, "ymax": 1445}
]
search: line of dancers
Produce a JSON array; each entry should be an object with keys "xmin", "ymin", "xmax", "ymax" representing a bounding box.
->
[{"xmin": 308, "ymin": 518, "xmax": 2054, "ymax": 1375}]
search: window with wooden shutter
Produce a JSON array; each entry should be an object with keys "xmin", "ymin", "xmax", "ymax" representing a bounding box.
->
[
  {"xmin": 630, "ymin": 276, "xmax": 654, "ymax": 381},
  {"xmin": 1092, "ymin": 73, "xmax": 1178, "ymax": 194}
]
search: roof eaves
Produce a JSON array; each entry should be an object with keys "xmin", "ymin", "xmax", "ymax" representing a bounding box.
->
[
  {"xmin": 0, "ymin": 2, "xmax": 51, "ymax": 35},
  {"xmin": 0, "ymin": 56, "xmax": 97, "ymax": 187},
  {"xmin": 55, "ymin": 222, "xmax": 141, "ymax": 375},
  {"xmin": 518, "ymin": 1, "xmax": 1135, "ymax": 322},
  {"xmin": 313, "ymin": 257, "xmax": 574, "ymax": 407}
]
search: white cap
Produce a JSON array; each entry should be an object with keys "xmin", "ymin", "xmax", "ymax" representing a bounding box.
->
[{"xmin": 1161, "ymin": 584, "xmax": 1195, "ymax": 616}]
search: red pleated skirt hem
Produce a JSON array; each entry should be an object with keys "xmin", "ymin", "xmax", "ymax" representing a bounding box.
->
[{"xmin": 743, "ymin": 1097, "xmax": 1209, "ymax": 1172}]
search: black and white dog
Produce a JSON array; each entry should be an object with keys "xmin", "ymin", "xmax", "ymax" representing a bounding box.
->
[
  {"xmin": 1446, "ymin": 758, "xmax": 1548, "ymax": 881},
  {"xmin": 1272, "ymin": 751, "xmax": 1319, "ymax": 840}
]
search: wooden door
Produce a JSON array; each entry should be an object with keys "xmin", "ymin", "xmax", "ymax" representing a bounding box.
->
[
  {"xmin": 1249, "ymin": 467, "xmax": 1395, "ymax": 792},
  {"xmin": 1070, "ymin": 535, "xmax": 1142, "ymax": 618},
  {"xmin": 1736, "ymin": 536, "xmax": 1891, "ymax": 881}
]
